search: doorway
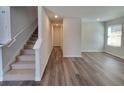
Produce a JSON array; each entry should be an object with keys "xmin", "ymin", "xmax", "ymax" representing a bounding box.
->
[{"xmin": 52, "ymin": 23, "xmax": 63, "ymax": 49}]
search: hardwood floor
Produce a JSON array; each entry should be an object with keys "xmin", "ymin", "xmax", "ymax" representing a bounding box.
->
[{"xmin": 0, "ymin": 46, "xmax": 124, "ymax": 86}]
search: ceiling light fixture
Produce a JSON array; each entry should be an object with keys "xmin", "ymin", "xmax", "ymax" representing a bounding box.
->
[
  {"xmin": 55, "ymin": 15, "xmax": 58, "ymax": 18},
  {"xmin": 97, "ymin": 18, "xmax": 100, "ymax": 21}
]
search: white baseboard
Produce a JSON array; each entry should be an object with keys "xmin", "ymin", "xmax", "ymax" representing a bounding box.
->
[
  {"xmin": 104, "ymin": 51, "xmax": 124, "ymax": 59},
  {"xmin": 82, "ymin": 50, "xmax": 103, "ymax": 52},
  {"xmin": 63, "ymin": 54, "xmax": 82, "ymax": 57}
]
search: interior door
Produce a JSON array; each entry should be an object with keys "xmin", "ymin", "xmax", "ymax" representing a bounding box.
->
[{"xmin": 53, "ymin": 26, "xmax": 61, "ymax": 46}]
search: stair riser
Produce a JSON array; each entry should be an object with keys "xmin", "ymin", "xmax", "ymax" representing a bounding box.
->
[
  {"xmin": 30, "ymin": 38, "xmax": 37, "ymax": 40},
  {"xmin": 17, "ymin": 57, "xmax": 35, "ymax": 61},
  {"xmin": 33, "ymin": 34, "xmax": 38, "ymax": 36},
  {"xmin": 27, "ymin": 42, "xmax": 35, "ymax": 44},
  {"xmin": 21, "ymin": 50, "xmax": 35, "ymax": 55},
  {"xmin": 24, "ymin": 45, "xmax": 34, "ymax": 49},
  {"xmin": 12, "ymin": 65, "xmax": 35, "ymax": 69}
]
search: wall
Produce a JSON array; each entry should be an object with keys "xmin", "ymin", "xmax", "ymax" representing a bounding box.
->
[
  {"xmin": 81, "ymin": 21, "xmax": 104, "ymax": 52},
  {"xmin": 0, "ymin": 7, "xmax": 11, "ymax": 44},
  {"xmin": 10, "ymin": 7, "xmax": 37, "ymax": 38},
  {"xmin": 35, "ymin": 7, "xmax": 52, "ymax": 80},
  {"xmin": 2, "ymin": 7, "xmax": 37, "ymax": 73},
  {"xmin": 0, "ymin": 48, "xmax": 3, "ymax": 81},
  {"xmin": 104, "ymin": 17, "xmax": 124, "ymax": 59},
  {"xmin": 63, "ymin": 18, "xmax": 81, "ymax": 57}
]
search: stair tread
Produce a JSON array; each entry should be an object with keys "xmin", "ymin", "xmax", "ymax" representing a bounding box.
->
[
  {"xmin": 22, "ymin": 49, "xmax": 34, "ymax": 51},
  {"xmin": 18, "ymin": 54, "xmax": 35, "ymax": 57},
  {"xmin": 4, "ymin": 69, "xmax": 35, "ymax": 81},
  {"xmin": 21, "ymin": 49, "xmax": 35, "ymax": 54},
  {"xmin": 12, "ymin": 61, "xmax": 35, "ymax": 65}
]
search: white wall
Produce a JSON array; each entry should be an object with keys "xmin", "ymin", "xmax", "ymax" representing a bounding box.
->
[
  {"xmin": 0, "ymin": 7, "xmax": 11, "ymax": 44},
  {"xmin": 2, "ymin": 7, "xmax": 37, "ymax": 73},
  {"xmin": 35, "ymin": 7, "xmax": 53, "ymax": 80},
  {"xmin": 104, "ymin": 17, "xmax": 124, "ymax": 59},
  {"xmin": 0, "ymin": 48, "xmax": 3, "ymax": 81},
  {"xmin": 63, "ymin": 18, "xmax": 81, "ymax": 57},
  {"xmin": 81, "ymin": 21, "xmax": 104, "ymax": 52}
]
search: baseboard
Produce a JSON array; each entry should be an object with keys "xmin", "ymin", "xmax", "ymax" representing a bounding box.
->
[
  {"xmin": 3, "ymin": 21, "xmax": 37, "ymax": 73},
  {"xmin": 82, "ymin": 50, "xmax": 103, "ymax": 52},
  {"xmin": 63, "ymin": 54, "xmax": 82, "ymax": 57},
  {"xmin": 104, "ymin": 51, "xmax": 124, "ymax": 59}
]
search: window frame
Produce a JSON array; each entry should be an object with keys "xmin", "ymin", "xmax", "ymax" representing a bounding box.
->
[{"xmin": 107, "ymin": 24, "xmax": 122, "ymax": 47}]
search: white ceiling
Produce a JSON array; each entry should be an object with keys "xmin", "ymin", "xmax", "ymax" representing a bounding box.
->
[
  {"xmin": 44, "ymin": 7, "xmax": 63, "ymax": 23},
  {"xmin": 44, "ymin": 6, "xmax": 124, "ymax": 22}
]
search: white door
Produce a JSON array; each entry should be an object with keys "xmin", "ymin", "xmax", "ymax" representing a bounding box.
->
[{"xmin": 53, "ymin": 26, "xmax": 61, "ymax": 46}]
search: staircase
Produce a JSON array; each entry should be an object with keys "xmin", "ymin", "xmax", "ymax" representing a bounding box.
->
[{"xmin": 4, "ymin": 29, "xmax": 38, "ymax": 81}]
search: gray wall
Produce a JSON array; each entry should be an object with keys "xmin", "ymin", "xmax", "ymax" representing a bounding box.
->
[
  {"xmin": 104, "ymin": 17, "xmax": 124, "ymax": 59},
  {"xmin": 81, "ymin": 21, "xmax": 104, "ymax": 52},
  {"xmin": 2, "ymin": 7, "xmax": 37, "ymax": 73}
]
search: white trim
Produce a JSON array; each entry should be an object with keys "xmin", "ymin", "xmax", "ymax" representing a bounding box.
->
[
  {"xmin": 104, "ymin": 51, "xmax": 124, "ymax": 59},
  {"xmin": 82, "ymin": 50, "xmax": 103, "ymax": 52},
  {"xmin": 63, "ymin": 54, "xmax": 82, "ymax": 57}
]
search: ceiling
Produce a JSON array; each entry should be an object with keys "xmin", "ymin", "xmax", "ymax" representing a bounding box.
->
[
  {"xmin": 44, "ymin": 7, "xmax": 63, "ymax": 23},
  {"xmin": 44, "ymin": 6, "xmax": 124, "ymax": 22}
]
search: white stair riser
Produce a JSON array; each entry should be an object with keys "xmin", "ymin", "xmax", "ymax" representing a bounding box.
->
[
  {"xmin": 17, "ymin": 56, "xmax": 35, "ymax": 61},
  {"xmin": 12, "ymin": 64, "xmax": 35, "ymax": 69}
]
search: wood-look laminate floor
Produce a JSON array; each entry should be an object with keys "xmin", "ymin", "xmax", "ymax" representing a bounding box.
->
[{"xmin": 1, "ymin": 46, "xmax": 124, "ymax": 86}]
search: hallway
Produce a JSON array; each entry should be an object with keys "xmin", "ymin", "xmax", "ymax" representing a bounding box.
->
[{"xmin": 1, "ymin": 47, "xmax": 124, "ymax": 85}]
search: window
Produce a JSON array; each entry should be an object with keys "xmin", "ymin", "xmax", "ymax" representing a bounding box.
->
[{"xmin": 107, "ymin": 24, "xmax": 122, "ymax": 47}]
